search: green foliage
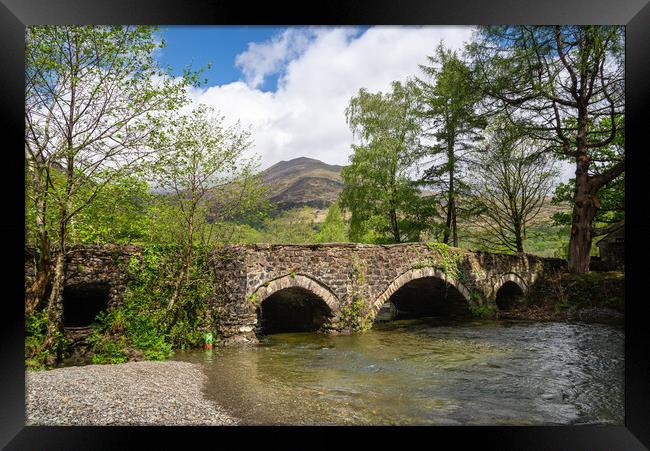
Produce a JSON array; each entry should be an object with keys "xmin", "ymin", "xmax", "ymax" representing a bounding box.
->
[
  {"xmin": 469, "ymin": 303, "xmax": 498, "ymax": 318},
  {"xmin": 338, "ymin": 296, "xmax": 373, "ymax": 332},
  {"xmin": 247, "ymin": 293, "xmax": 259, "ymax": 306},
  {"xmin": 551, "ymin": 116, "xmax": 625, "ymax": 237},
  {"xmin": 338, "ymin": 258, "xmax": 372, "ymax": 332},
  {"xmin": 467, "ymin": 118, "xmax": 559, "ymax": 253},
  {"xmin": 258, "ymin": 207, "xmax": 320, "ymax": 244},
  {"xmin": 416, "ymin": 43, "xmax": 486, "ymax": 245},
  {"xmin": 25, "ymin": 309, "xmax": 70, "ymax": 370},
  {"xmin": 411, "ymin": 242, "xmax": 464, "ymax": 282},
  {"xmin": 69, "ymin": 173, "xmax": 154, "ymax": 245},
  {"xmin": 89, "ymin": 244, "xmax": 217, "ymax": 363},
  {"xmin": 553, "ymin": 272, "xmax": 625, "ymax": 313},
  {"xmin": 317, "ymin": 202, "xmax": 348, "ymax": 243},
  {"xmin": 25, "ymin": 25, "xmax": 202, "ymax": 361},
  {"xmin": 25, "ymin": 310, "xmax": 52, "ymax": 370},
  {"xmin": 88, "ymin": 330, "xmax": 129, "ymax": 365},
  {"xmin": 25, "ymin": 24, "xmax": 195, "ymax": 248},
  {"xmin": 523, "ymin": 223, "xmax": 571, "ymax": 259},
  {"xmin": 340, "ymin": 80, "xmax": 426, "ymax": 243},
  {"xmin": 467, "ymin": 26, "xmax": 624, "ymax": 272}
]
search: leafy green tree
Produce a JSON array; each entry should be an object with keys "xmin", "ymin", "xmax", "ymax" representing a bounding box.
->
[
  {"xmin": 149, "ymin": 104, "xmax": 260, "ymax": 309},
  {"xmin": 260, "ymin": 207, "xmax": 320, "ymax": 244},
  {"xmin": 468, "ymin": 121, "xmax": 559, "ymax": 253},
  {"xmin": 340, "ymin": 80, "xmax": 424, "ymax": 243},
  {"xmin": 551, "ymin": 116, "xmax": 624, "ymax": 241},
  {"xmin": 24, "ymin": 25, "xmax": 195, "ymax": 356},
  {"xmin": 468, "ymin": 26, "xmax": 624, "ymax": 272},
  {"xmin": 416, "ymin": 43, "xmax": 486, "ymax": 246},
  {"xmin": 68, "ymin": 172, "xmax": 153, "ymax": 245},
  {"xmin": 317, "ymin": 202, "xmax": 348, "ymax": 243}
]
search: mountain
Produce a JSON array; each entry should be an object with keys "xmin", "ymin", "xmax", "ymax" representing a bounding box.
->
[{"xmin": 261, "ymin": 157, "xmax": 344, "ymax": 214}]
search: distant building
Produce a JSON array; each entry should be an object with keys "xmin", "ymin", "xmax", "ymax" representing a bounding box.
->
[{"xmin": 596, "ymin": 223, "xmax": 624, "ymax": 270}]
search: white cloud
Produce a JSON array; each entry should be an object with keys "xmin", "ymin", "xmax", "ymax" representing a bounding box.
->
[
  {"xmin": 235, "ymin": 28, "xmax": 315, "ymax": 89},
  {"xmin": 190, "ymin": 26, "xmax": 475, "ymax": 170}
]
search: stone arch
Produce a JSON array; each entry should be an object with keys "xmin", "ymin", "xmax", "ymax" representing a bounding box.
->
[
  {"xmin": 493, "ymin": 273, "xmax": 528, "ymax": 311},
  {"xmin": 371, "ymin": 267, "xmax": 471, "ymax": 319},
  {"xmin": 492, "ymin": 272, "xmax": 528, "ymax": 299},
  {"xmin": 250, "ymin": 273, "xmax": 340, "ymax": 312},
  {"xmin": 63, "ymin": 281, "xmax": 111, "ymax": 328},
  {"xmin": 250, "ymin": 274, "xmax": 341, "ymax": 334}
]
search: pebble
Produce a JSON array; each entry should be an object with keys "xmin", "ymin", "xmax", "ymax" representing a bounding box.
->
[{"xmin": 26, "ymin": 360, "xmax": 238, "ymax": 426}]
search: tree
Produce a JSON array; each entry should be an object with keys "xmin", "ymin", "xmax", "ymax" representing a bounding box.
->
[
  {"xmin": 149, "ymin": 104, "xmax": 258, "ymax": 309},
  {"xmin": 25, "ymin": 25, "xmax": 193, "ymax": 356},
  {"xmin": 317, "ymin": 202, "xmax": 348, "ymax": 243},
  {"xmin": 551, "ymin": 116, "xmax": 625, "ymax": 240},
  {"xmin": 469, "ymin": 122, "xmax": 559, "ymax": 253},
  {"xmin": 68, "ymin": 172, "xmax": 153, "ymax": 245},
  {"xmin": 468, "ymin": 26, "xmax": 624, "ymax": 272},
  {"xmin": 340, "ymin": 80, "xmax": 424, "ymax": 243},
  {"xmin": 416, "ymin": 43, "xmax": 486, "ymax": 246}
]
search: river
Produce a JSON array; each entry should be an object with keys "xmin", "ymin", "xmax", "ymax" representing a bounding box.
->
[{"xmin": 174, "ymin": 318, "xmax": 624, "ymax": 425}]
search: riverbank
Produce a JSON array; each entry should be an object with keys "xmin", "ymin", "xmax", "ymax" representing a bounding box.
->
[
  {"xmin": 501, "ymin": 270, "xmax": 625, "ymax": 324},
  {"xmin": 26, "ymin": 360, "xmax": 238, "ymax": 426}
]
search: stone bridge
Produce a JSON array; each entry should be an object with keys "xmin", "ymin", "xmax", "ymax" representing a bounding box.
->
[
  {"xmin": 212, "ymin": 243, "xmax": 563, "ymax": 344},
  {"xmin": 25, "ymin": 244, "xmax": 565, "ymax": 346}
]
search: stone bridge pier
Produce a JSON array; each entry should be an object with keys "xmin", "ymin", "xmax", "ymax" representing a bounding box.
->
[{"xmin": 211, "ymin": 243, "xmax": 558, "ymax": 345}]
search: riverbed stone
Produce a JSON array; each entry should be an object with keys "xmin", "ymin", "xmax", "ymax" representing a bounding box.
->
[
  {"xmin": 25, "ymin": 361, "xmax": 237, "ymax": 425},
  {"xmin": 577, "ymin": 307, "xmax": 624, "ymax": 325}
]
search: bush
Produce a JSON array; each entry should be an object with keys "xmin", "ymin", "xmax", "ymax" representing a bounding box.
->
[
  {"xmin": 469, "ymin": 303, "xmax": 498, "ymax": 318},
  {"xmin": 88, "ymin": 244, "xmax": 217, "ymax": 364},
  {"xmin": 25, "ymin": 310, "xmax": 50, "ymax": 370}
]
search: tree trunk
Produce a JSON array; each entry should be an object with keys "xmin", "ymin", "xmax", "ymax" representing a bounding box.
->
[
  {"xmin": 444, "ymin": 163, "xmax": 455, "ymax": 246},
  {"xmin": 43, "ymin": 247, "xmax": 66, "ymax": 364},
  {"xmin": 389, "ymin": 208, "xmax": 401, "ymax": 243},
  {"xmin": 26, "ymin": 166, "xmax": 52, "ymax": 316},
  {"xmin": 26, "ymin": 209, "xmax": 52, "ymax": 316},
  {"xmin": 568, "ymin": 111, "xmax": 598, "ymax": 274},
  {"xmin": 568, "ymin": 161, "xmax": 597, "ymax": 273},
  {"xmin": 451, "ymin": 197, "xmax": 458, "ymax": 247},
  {"xmin": 43, "ymin": 162, "xmax": 74, "ymax": 361},
  {"xmin": 442, "ymin": 203, "xmax": 451, "ymax": 245},
  {"xmin": 25, "ymin": 247, "xmax": 51, "ymax": 316},
  {"xmin": 169, "ymin": 211, "xmax": 195, "ymax": 309},
  {"xmin": 514, "ymin": 221, "xmax": 524, "ymax": 253}
]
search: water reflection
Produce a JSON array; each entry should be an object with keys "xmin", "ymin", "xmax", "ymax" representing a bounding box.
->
[{"xmin": 175, "ymin": 318, "xmax": 624, "ymax": 425}]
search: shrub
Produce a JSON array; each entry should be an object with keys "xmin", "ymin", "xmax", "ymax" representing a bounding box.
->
[{"xmin": 89, "ymin": 244, "xmax": 218, "ymax": 364}]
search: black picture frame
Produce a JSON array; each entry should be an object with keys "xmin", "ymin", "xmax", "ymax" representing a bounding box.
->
[{"xmin": 2, "ymin": 0, "xmax": 649, "ymax": 449}]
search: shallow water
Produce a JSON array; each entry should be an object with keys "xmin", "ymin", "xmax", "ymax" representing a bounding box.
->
[{"xmin": 174, "ymin": 318, "xmax": 624, "ymax": 425}]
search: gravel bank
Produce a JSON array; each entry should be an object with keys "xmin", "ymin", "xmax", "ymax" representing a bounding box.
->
[{"xmin": 26, "ymin": 361, "xmax": 238, "ymax": 425}]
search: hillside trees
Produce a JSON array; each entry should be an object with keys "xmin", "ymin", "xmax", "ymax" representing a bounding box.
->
[
  {"xmin": 340, "ymin": 80, "xmax": 424, "ymax": 243},
  {"xmin": 467, "ymin": 26, "xmax": 624, "ymax": 273},
  {"xmin": 25, "ymin": 25, "xmax": 195, "ymax": 358},
  {"xmin": 468, "ymin": 121, "xmax": 559, "ymax": 253},
  {"xmin": 416, "ymin": 43, "xmax": 486, "ymax": 246}
]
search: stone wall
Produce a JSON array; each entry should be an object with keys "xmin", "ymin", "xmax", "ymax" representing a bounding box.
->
[{"xmin": 25, "ymin": 245, "xmax": 143, "ymax": 340}]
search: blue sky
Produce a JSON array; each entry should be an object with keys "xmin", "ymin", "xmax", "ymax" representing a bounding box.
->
[
  {"xmin": 157, "ymin": 26, "xmax": 284, "ymax": 91},
  {"xmin": 156, "ymin": 26, "xmax": 368, "ymax": 92}
]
